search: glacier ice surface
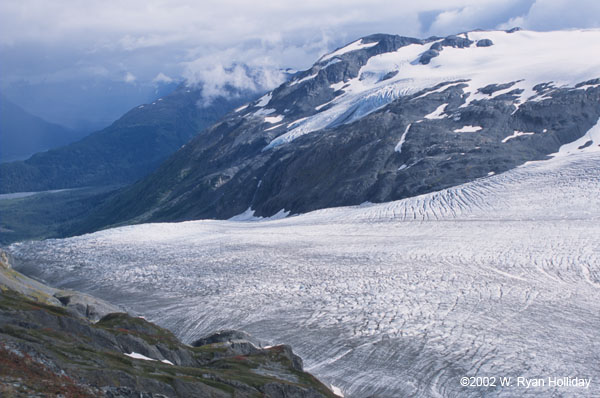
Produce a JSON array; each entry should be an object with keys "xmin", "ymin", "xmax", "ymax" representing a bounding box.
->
[{"xmin": 8, "ymin": 152, "xmax": 600, "ymax": 397}]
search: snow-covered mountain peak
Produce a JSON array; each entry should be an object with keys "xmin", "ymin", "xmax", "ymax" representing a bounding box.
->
[{"xmin": 250, "ymin": 29, "xmax": 600, "ymax": 150}]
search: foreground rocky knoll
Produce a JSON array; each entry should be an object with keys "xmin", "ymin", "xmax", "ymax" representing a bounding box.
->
[{"xmin": 0, "ymin": 252, "xmax": 337, "ymax": 398}]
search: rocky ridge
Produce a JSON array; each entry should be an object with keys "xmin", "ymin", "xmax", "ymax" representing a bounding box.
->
[{"xmin": 0, "ymin": 251, "xmax": 338, "ymax": 398}]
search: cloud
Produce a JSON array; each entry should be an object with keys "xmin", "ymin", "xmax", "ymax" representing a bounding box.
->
[
  {"xmin": 182, "ymin": 48, "xmax": 287, "ymax": 106},
  {"xmin": 499, "ymin": 0, "xmax": 600, "ymax": 31},
  {"xmin": 426, "ymin": 0, "xmax": 536, "ymax": 36},
  {"xmin": 124, "ymin": 72, "xmax": 136, "ymax": 83},
  {"xmin": 1, "ymin": 0, "xmax": 598, "ymax": 113},
  {"xmin": 152, "ymin": 72, "xmax": 174, "ymax": 84}
]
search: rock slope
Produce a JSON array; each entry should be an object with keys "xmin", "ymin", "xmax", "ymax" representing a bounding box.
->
[
  {"xmin": 0, "ymin": 252, "xmax": 337, "ymax": 398},
  {"xmin": 0, "ymin": 85, "xmax": 253, "ymax": 194}
]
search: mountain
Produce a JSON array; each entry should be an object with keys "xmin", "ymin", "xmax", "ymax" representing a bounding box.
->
[
  {"xmin": 75, "ymin": 29, "xmax": 600, "ymax": 232},
  {"xmin": 0, "ymin": 95, "xmax": 85, "ymax": 162},
  {"xmin": 0, "ymin": 85, "xmax": 255, "ymax": 193},
  {"xmin": 2, "ymin": 78, "xmax": 180, "ymax": 132}
]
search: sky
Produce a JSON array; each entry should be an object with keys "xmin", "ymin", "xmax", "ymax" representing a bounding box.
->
[{"xmin": 1, "ymin": 0, "xmax": 599, "ymax": 129}]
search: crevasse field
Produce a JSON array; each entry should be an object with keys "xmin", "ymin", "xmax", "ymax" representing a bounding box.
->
[{"xmin": 9, "ymin": 151, "xmax": 600, "ymax": 398}]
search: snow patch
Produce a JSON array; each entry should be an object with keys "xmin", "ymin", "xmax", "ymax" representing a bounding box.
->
[
  {"xmin": 256, "ymin": 93, "xmax": 272, "ymax": 107},
  {"xmin": 502, "ymin": 130, "xmax": 535, "ymax": 143},
  {"xmin": 331, "ymin": 385, "xmax": 344, "ymax": 397},
  {"xmin": 265, "ymin": 123, "xmax": 284, "ymax": 131},
  {"xmin": 287, "ymin": 117, "xmax": 308, "ymax": 128},
  {"xmin": 125, "ymin": 352, "xmax": 173, "ymax": 365},
  {"xmin": 264, "ymin": 115, "xmax": 284, "ymax": 124},
  {"xmin": 424, "ymin": 104, "xmax": 448, "ymax": 119},
  {"xmin": 235, "ymin": 104, "xmax": 248, "ymax": 112},
  {"xmin": 323, "ymin": 58, "xmax": 342, "ymax": 69},
  {"xmin": 290, "ymin": 73, "xmax": 318, "ymax": 86},
  {"xmin": 454, "ymin": 125, "xmax": 482, "ymax": 133},
  {"xmin": 394, "ymin": 124, "xmax": 412, "ymax": 153},
  {"xmin": 320, "ymin": 39, "xmax": 379, "ymax": 62}
]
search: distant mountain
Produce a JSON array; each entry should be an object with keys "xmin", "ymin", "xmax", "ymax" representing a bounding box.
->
[
  {"xmin": 0, "ymin": 95, "xmax": 86, "ymax": 162},
  {"xmin": 0, "ymin": 85, "xmax": 255, "ymax": 193},
  {"xmin": 74, "ymin": 29, "xmax": 600, "ymax": 233},
  {"xmin": 2, "ymin": 79, "xmax": 180, "ymax": 132}
]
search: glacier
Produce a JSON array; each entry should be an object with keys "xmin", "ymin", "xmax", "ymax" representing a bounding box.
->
[{"xmin": 8, "ymin": 151, "xmax": 600, "ymax": 397}]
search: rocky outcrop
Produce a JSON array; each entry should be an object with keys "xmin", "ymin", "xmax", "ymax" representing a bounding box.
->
[
  {"xmin": 0, "ymin": 255, "xmax": 338, "ymax": 398},
  {"xmin": 0, "ymin": 249, "xmax": 120, "ymax": 321}
]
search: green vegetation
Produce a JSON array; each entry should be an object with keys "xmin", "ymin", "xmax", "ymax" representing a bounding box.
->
[{"xmin": 0, "ymin": 282, "xmax": 338, "ymax": 397}]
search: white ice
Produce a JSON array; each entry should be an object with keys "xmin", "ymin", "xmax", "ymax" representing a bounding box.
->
[{"xmin": 9, "ymin": 151, "xmax": 600, "ymax": 397}]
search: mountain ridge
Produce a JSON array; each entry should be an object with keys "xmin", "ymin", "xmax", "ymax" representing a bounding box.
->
[
  {"xmin": 0, "ymin": 95, "xmax": 85, "ymax": 163},
  {"xmin": 71, "ymin": 28, "xmax": 600, "ymax": 234},
  {"xmin": 0, "ymin": 84, "xmax": 255, "ymax": 194}
]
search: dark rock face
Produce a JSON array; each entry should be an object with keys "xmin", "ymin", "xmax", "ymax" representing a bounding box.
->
[
  {"xmin": 419, "ymin": 49, "xmax": 440, "ymax": 65},
  {"xmin": 67, "ymin": 31, "xmax": 600, "ymax": 234},
  {"xmin": 477, "ymin": 82, "xmax": 517, "ymax": 95},
  {"xmin": 421, "ymin": 34, "xmax": 475, "ymax": 64},
  {"xmin": 0, "ymin": 287, "xmax": 337, "ymax": 398},
  {"xmin": 439, "ymin": 35, "xmax": 474, "ymax": 48},
  {"xmin": 476, "ymin": 38, "xmax": 494, "ymax": 47},
  {"xmin": 192, "ymin": 329, "xmax": 260, "ymax": 347}
]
